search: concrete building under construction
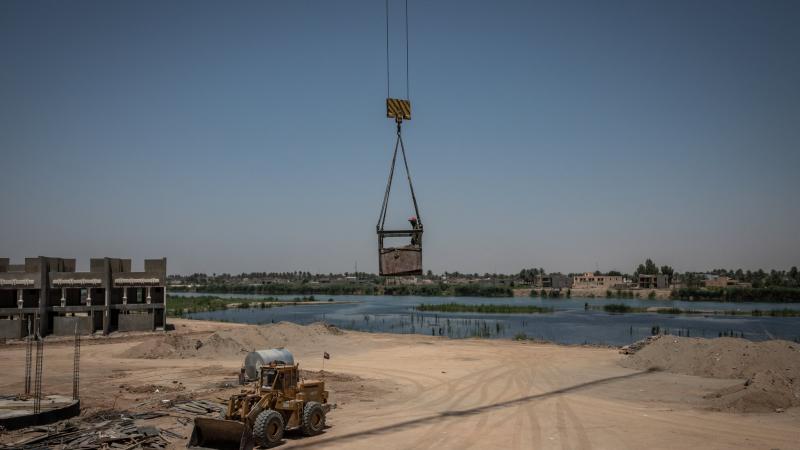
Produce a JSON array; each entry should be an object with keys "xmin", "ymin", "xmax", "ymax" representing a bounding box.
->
[{"xmin": 0, "ymin": 257, "xmax": 167, "ymax": 339}]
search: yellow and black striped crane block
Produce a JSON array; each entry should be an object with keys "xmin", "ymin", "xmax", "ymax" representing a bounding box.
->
[{"xmin": 386, "ymin": 98, "xmax": 411, "ymax": 121}]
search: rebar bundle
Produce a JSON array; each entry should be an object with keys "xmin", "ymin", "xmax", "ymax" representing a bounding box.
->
[
  {"xmin": 72, "ymin": 324, "xmax": 81, "ymax": 400},
  {"xmin": 24, "ymin": 321, "xmax": 32, "ymax": 396},
  {"xmin": 33, "ymin": 333, "xmax": 43, "ymax": 414}
]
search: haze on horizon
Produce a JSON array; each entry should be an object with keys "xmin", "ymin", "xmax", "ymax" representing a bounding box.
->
[{"xmin": 1, "ymin": 0, "xmax": 798, "ymax": 275}]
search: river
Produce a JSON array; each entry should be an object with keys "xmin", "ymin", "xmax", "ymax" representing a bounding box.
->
[{"xmin": 174, "ymin": 293, "xmax": 800, "ymax": 346}]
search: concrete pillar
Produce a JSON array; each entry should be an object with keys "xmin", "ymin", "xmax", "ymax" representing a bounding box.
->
[
  {"xmin": 87, "ymin": 287, "xmax": 93, "ymax": 334},
  {"xmin": 103, "ymin": 258, "xmax": 111, "ymax": 335},
  {"xmin": 38, "ymin": 257, "xmax": 48, "ymax": 336},
  {"xmin": 163, "ymin": 285, "xmax": 168, "ymax": 329}
]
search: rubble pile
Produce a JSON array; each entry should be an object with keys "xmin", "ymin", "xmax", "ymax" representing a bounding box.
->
[{"xmin": 3, "ymin": 412, "xmax": 174, "ymax": 450}]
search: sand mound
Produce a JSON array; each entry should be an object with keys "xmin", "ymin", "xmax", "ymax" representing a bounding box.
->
[
  {"xmin": 622, "ymin": 336, "xmax": 800, "ymax": 412},
  {"xmin": 122, "ymin": 322, "xmax": 343, "ymax": 360}
]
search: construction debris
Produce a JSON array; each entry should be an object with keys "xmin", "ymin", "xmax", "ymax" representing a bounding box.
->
[
  {"xmin": 172, "ymin": 400, "xmax": 225, "ymax": 416},
  {"xmin": 2, "ymin": 416, "xmax": 173, "ymax": 450},
  {"xmin": 619, "ymin": 335, "xmax": 662, "ymax": 355}
]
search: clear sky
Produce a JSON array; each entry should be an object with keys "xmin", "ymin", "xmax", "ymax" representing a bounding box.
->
[{"xmin": 1, "ymin": 0, "xmax": 798, "ymax": 275}]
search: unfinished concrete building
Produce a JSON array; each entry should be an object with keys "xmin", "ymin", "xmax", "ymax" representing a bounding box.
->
[
  {"xmin": 638, "ymin": 274, "xmax": 669, "ymax": 289},
  {"xmin": 0, "ymin": 257, "xmax": 167, "ymax": 339},
  {"xmin": 534, "ymin": 273, "xmax": 572, "ymax": 289}
]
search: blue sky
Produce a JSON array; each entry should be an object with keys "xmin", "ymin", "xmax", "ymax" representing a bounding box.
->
[{"xmin": 1, "ymin": 0, "xmax": 798, "ymax": 275}]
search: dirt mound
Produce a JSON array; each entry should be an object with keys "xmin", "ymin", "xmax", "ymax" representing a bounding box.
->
[
  {"xmin": 622, "ymin": 336, "xmax": 800, "ymax": 412},
  {"xmin": 121, "ymin": 322, "xmax": 343, "ymax": 360}
]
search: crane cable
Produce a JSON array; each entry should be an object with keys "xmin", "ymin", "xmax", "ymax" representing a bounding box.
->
[
  {"xmin": 378, "ymin": 0, "xmax": 419, "ymax": 231},
  {"xmin": 377, "ymin": 123, "xmax": 421, "ymax": 230},
  {"xmin": 385, "ymin": 0, "xmax": 410, "ymax": 101}
]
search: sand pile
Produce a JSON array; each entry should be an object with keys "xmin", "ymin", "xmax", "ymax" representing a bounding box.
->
[
  {"xmin": 622, "ymin": 336, "xmax": 800, "ymax": 412},
  {"xmin": 122, "ymin": 322, "xmax": 343, "ymax": 360}
]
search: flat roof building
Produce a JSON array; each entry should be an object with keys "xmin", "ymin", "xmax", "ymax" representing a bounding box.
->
[
  {"xmin": 572, "ymin": 272, "xmax": 624, "ymax": 289},
  {"xmin": 0, "ymin": 256, "xmax": 167, "ymax": 339}
]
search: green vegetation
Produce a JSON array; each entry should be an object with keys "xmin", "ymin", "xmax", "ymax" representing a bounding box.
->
[
  {"xmin": 167, "ymin": 296, "xmax": 230, "ymax": 316},
  {"xmin": 740, "ymin": 308, "xmax": 800, "ymax": 317},
  {"xmin": 452, "ymin": 284, "xmax": 513, "ymax": 297},
  {"xmin": 166, "ymin": 295, "xmax": 317, "ymax": 317},
  {"xmin": 670, "ymin": 287, "xmax": 800, "ymax": 302},
  {"xmin": 175, "ymin": 281, "xmax": 514, "ymax": 298},
  {"xmin": 172, "ymin": 283, "xmax": 376, "ymax": 296},
  {"xmin": 529, "ymin": 289, "xmax": 566, "ymax": 298},
  {"xmin": 603, "ymin": 303, "xmax": 635, "ymax": 313},
  {"xmin": 383, "ymin": 283, "xmax": 450, "ymax": 296},
  {"xmin": 655, "ymin": 307, "xmax": 689, "ymax": 314},
  {"xmin": 383, "ymin": 283, "xmax": 512, "ymax": 297},
  {"xmin": 416, "ymin": 303, "xmax": 553, "ymax": 314},
  {"xmin": 598, "ymin": 303, "xmax": 800, "ymax": 317}
]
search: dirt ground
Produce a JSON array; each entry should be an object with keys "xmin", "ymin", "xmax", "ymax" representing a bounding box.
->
[{"xmin": 1, "ymin": 319, "xmax": 799, "ymax": 450}]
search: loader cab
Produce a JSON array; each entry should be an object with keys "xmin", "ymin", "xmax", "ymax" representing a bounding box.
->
[{"xmin": 259, "ymin": 363, "xmax": 299, "ymax": 396}]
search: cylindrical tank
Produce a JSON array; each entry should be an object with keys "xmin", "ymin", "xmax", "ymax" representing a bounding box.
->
[{"xmin": 244, "ymin": 348, "xmax": 294, "ymax": 380}]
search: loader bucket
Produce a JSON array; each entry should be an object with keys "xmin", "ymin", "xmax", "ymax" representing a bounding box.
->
[{"xmin": 188, "ymin": 417, "xmax": 253, "ymax": 450}]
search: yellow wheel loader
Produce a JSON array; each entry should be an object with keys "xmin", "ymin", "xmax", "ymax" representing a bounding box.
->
[{"xmin": 189, "ymin": 362, "xmax": 330, "ymax": 449}]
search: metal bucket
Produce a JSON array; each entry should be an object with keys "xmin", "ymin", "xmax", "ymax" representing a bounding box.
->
[
  {"xmin": 188, "ymin": 417, "xmax": 252, "ymax": 450},
  {"xmin": 379, "ymin": 245, "xmax": 422, "ymax": 276}
]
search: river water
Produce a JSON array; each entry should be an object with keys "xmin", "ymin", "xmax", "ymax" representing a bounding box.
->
[{"xmin": 176, "ymin": 293, "xmax": 800, "ymax": 346}]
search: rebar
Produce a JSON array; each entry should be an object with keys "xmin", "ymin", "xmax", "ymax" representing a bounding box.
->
[
  {"xmin": 72, "ymin": 324, "xmax": 81, "ymax": 400},
  {"xmin": 33, "ymin": 332, "xmax": 43, "ymax": 414},
  {"xmin": 24, "ymin": 319, "xmax": 32, "ymax": 395}
]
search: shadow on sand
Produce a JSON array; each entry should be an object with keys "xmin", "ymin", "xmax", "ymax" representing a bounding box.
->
[{"xmin": 289, "ymin": 368, "xmax": 657, "ymax": 448}]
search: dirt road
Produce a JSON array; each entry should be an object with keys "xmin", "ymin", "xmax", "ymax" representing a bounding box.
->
[{"xmin": 1, "ymin": 319, "xmax": 798, "ymax": 449}]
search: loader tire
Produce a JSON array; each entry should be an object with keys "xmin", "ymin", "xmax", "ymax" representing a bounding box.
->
[
  {"xmin": 301, "ymin": 402, "xmax": 326, "ymax": 436},
  {"xmin": 253, "ymin": 410, "xmax": 284, "ymax": 447}
]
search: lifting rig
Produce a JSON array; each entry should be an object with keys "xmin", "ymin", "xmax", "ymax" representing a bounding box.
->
[{"xmin": 377, "ymin": 0, "xmax": 423, "ymax": 276}]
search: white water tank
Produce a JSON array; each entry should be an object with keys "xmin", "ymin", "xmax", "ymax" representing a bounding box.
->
[{"xmin": 244, "ymin": 348, "xmax": 294, "ymax": 380}]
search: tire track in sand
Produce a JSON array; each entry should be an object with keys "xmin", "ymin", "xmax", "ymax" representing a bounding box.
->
[{"xmin": 404, "ymin": 365, "xmax": 520, "ymax": 449}]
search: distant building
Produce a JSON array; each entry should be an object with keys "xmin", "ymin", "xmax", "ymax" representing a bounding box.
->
[
  {"xmin": 638, "ymin": 274, "xmax": 669, "ymax": 289},
  {"xmin": 704, "ymin": 276, "xmax": 751, "ymax": 289},
  {"xmin": 0, "ymin": 256, "xmax": 167, "ymax": 339},
  {"xmin": 384, "ymin": 276, "xmax": 420, "ymax": 286},
  {"xmin": 572, "ymin": 273, "xmax": 624, "ymax": 289},
  {"xmin": 534, "ymin": 273, "xmax": 572, "ymax": 289}
]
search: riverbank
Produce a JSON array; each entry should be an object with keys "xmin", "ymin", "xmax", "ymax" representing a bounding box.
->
[
  {"xmin": 166, "ymin": 295, "xmax": 360, "ymax": 317},
  {"xmin": 174, "ymin": 293, "xmax": 800, "ymax": 344},
  {"xmin": 2, "ymin": 319, "xmax": 796, "ymax": 449},
  {"xmin": 518, "ymin": 287, "xmax": 674, "ymax": 299},
  {"xmin": 174, "ymin": 283, "xmax": 800, "ymax": 302}
]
